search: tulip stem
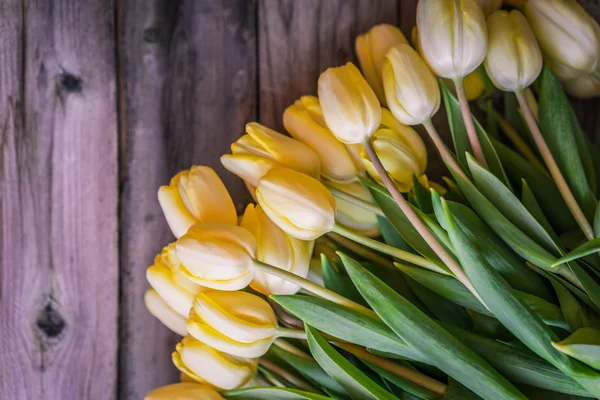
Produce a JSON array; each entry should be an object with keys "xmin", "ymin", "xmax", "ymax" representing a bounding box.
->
[
  {"xmin": 362, "ymin": 136, "xmax": 485, "ymax": 306},
  {"xmin": 331, "ymin": 223, "xmax": 449, "ymax": 275},
  {"xmin": 334, "ymin": 341, "xmax": 448, "ymax": 396},
  {"xmin": 326, "ymin": 232, "xmax": 397, "ymax": 271},
  {"xmin": 516, "ymin": 90, "xmax": 594, "ymax": 240},
  {"xmin": 252, "ymin": 259, "xmax": 372, "ymax": 315},
  {"xmin": 454, "ymin": 78, "xmax": 488, "ymax": 168},
  {"xmin": 276, "ymin": 327, "xmax": 309, "ymax": 340},
  {"xmin": 421, "ymin": 120, "xmax": 469, "ymax": 181},
  {"xmin": 325, "ymin": 183, "xmax": 384, "ymax": 216}
]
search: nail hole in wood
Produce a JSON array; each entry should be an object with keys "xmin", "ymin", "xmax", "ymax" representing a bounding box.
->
[{"xmin": 36, "ymin": 303, "xmax": 66, "ymax": 338}]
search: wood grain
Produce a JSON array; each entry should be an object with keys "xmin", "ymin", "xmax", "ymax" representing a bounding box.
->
[
  {"xmin": 0, "ymin": 0, "xmax": 119, "ymax": 399},
  {"xmin": 117, "ymin": 0, "xmax": 256, "ymax": 398},
  {"xmin": 258, "ymin": 0, "xmax": 397, "ymax": 131}
]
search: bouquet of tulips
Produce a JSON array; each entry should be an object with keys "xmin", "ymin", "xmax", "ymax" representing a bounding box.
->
[{"xmin": 143, "ymin": 0, "xmax": 600, "ymax": 399}]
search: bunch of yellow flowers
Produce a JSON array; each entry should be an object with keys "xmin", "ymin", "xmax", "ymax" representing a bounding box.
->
[{"xmin": 143, "ymin": 0, "xmax": 600, "ymax": 398}]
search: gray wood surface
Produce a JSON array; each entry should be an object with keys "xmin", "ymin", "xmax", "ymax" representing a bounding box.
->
[
  {"xmin": 117, "ymin": 1, "xmax": 256, "ymax": 399},
  {"xmin": 1, "ymin": 1, "xmax": 599, "ymax": 399},
  {"xmin": 0, "ymin": 0, "xmax": 119, "ymax": 399}
]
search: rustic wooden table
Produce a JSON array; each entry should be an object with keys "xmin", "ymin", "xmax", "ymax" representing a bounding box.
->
[{"xmin": 1, "ymin": 1, "xmax": 599, "ymax": 399}]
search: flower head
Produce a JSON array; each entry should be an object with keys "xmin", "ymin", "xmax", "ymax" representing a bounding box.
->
[
  {"xmin": 256, "ymin": 168, "xmax": 336, "ymax": 240},
  {"xmin": 144, "ymin": 382, "xmax": 224, "ymax": 400},
  {"xmin": 318, "ymin": 62, "xmax": 382, "ymax": 144},
  {"xmin": 186, "ymin": 290, "xmax": 278, "ymax": 358},
  {"xmin": 158, "ymin": 166, "xmax": 237, "ymax": 238}
]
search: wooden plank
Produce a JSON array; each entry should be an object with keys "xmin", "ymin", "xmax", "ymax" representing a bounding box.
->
[
  {"xmin": 117, "ymin": 0, "xmax": 256, "ymax": 398},
  {"xmin": 0, "ymin": 0, "xmax": 119, "ymax": 399},
  {"xmin": 258, "ymin": 0, "xmax": 397, "ymax": 131}
]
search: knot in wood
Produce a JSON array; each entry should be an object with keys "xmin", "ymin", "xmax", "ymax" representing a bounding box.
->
[
  {"xmin": 36, "ymin": 303, "xmax": 66, "ymax": 338},
  {"xmin": 57, "ymin": 72, "xmax": 83, "ymax": 93}
]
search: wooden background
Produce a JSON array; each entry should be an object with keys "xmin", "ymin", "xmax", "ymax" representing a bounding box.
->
[{"xmin": 0, "ymin": 1, "xmax": 599, "ymax": 399}]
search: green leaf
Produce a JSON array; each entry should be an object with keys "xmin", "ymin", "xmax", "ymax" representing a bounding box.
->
[
  {"xmin": 442, "ymin": 323, "xmax": 593, "ymax": 397},
  {"xmin": 305, "ymin": 325, "xmax": 399, "ymax": 400},
  {"xmin": 412, "ymin": 175, "xmax": 433, "ymax": 214},
  {"xmin": 271, "ymin": 295, "xmax": 424, "ymax": 362},
  {"xmin": 322, "ymin": 255, "xmax": 368, "ymax": 307},
  {"xmin": 553, "ymin": 328, "xmax": 600, "ymax": 370},
  {"xmin": 405, "ymin": 278, "xmax": 473, "ymax": 331},
  {"xmin": 379, "ymin": 216, "xmax": 413, "ymax": 252},
  {"xmin": 442, "ymin": 380, "xmax": 482, "ymax": 400},
  {"xmin": 340, "ymin": 254, "xmax": 528, "ymax": 400},
  {"xmin": 223, "ymin": 387, "xmax": 332, "ymax": 400},
  {"xmin": 363, "ymin": 361, "xmax": 441, "ymax": 400},
  {"xmin": 594, "ymin": 202, "xmax": 600, "ymax": 238},
  {"xmin": 271, "ymin": 346, "xmax": 347, "ymax": 396},
  {"xmin": 398, "ymin": 262, "xmax": 566, "ymax": 330},
  {"xmin": 363, "ymin": 180, "xmax": 450, "ymax": 275},
  {"xmin": 521, "ymin": 179, "xmax": 557, "ymax": 240},
  {"xmin": 553, "ymin": 239, "xmax": 600, "ymax": 267},
  {"xmin": 539, "ymin": 66, "xmax": 597, "ymax": 220},
  {"xmin": 565, "ymin": 262, "xmax": 600, "ymax": 311},
  {"xmin": 275, "ymin": 293, "xmax": 591, "ymax": 395},
  {"xmin": 442, "ymin": 199, "xmax": 600, "ymax": 397},
  {"xmin": 467, "ymin": 154, "xmax": 558, "ymax": 253},
  {"xmin": 434, "ymin": 191, "xmax": 553, "ymax": 301},
  {"xmin": 493, "ymin": 139, "xmax": 577, "ymax": 233},
  {"xmin": 450, "ymin": 159, "xmax": 560, "ymax": 272},
  {"xmin": 440, "ymin": 82, "xmax": 511, "ymax": 188}
]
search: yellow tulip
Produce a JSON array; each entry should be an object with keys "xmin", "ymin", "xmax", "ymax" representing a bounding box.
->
[
  {"xmin": 256, "ymin": 167, "xmax": 336, "ymax": 240},
  {"xmin": 361, "ymin": 128, "xmax": 427, "ymax": 192},
  {"xmin": 186, "ymin": 290, "xmax": 277, "ymax": 358},
  {"xmin": 380, "ymin": 108, "xmax": 427, "ymax": 166},
  {"xmin": 144, "ymin": 289, "xmax": 188, "ymax": 337},
  {"xmin": 318, "ymin": 62, "xmax": 382, "ymax": 144},
  {"xmin": 484, "ymin": 10, "xmax": 542, "ymax": 92},
  {"xmin": 172, "ymin": 336, "xmax": 258, "ymax": 390},
  {"xmin": 283, "ymin": 96, "xmax": 360, "ymax": 183},
  {"xmin": 355, "ymin": 24, "xmax": 409, "ymax": 105},
  {"xmin": 479, "ymin": 0, "xmax": 501, "ymax": 17},
  {"xmin": 222, "ymin": 122, "xmax": 321, "ymax": 186},
  {"xmin": 158, "ymin": 166, "xmax": 237, "ymax": 239},
  {"xmin": 328, "ymin": 181, "xmax": 381, "ymax": 237},
  {"xmin": 382, "ymin": 44, "xmax": 440, "ymax": 125},
  {"xmin": 176, "ymin": 224, "xmax": 256, "ymax": 290},
  {"xmin": 144, "ymin": 382, "xmax": 224, "ymax": 400},
  {"xmin": 146, "ymin": 244, "xmax": 203, "ymax": 318},
  {"xmin": 241, "ymin": 204, "xmax": 311, "ymax": 295},
  {"xmin": 524, "ymin": 0, "xmax": 599, "ymax": 75},
  {"xmin": 564, "ymin": 74, "xmax": 600, "ymax": 99},
  {"xmin": 411, "ymin": 26, "xmax": 485, "ymax": 100},
  {"xmin": 417, "ymin": 0, "xmax": 488, "ymax": 79}
]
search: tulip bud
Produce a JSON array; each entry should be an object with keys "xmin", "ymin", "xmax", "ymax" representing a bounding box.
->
[
  {"xmin": 173, "ymin": 336, "xmax": 258, "ymax": 390},
  {"xmin": 564, "ymin": 74, "xmax": 600, "ymax": 99},
  {"xmin": 144, "ymin": 382, "xmax": 224, "ymax": 400},
  {"xmin": 479, "ymin": 0, "xmax": 501, "ymax": 18},
  {"xmin": 524, "ymin": 0, "xmax": 599, "ymax": 75},
  {"xmin": 355, "ymin": 24, "xmax": 409, "ymax": 105},
  {"xmin": 328, "ymin": 181, "xmax": 381, "ymax": 237},
  {"xmin": 361, "ymin": 128, "xmax": 427, "ymax": 192},
  {"xmin": 144, "ymin": 289, "xmax": 188, "ymax": 336},
  {"xmin": 256, "ymin": 167, "xmax": 336, "ymax": 241},
  {"xmin": 176, "ymin": 224, "xmax": 256, "ymax": 290},
  {"xmin": 158, "ymin": 166, "xmax": 238, "ymax": 238},
  {"xmin": 241, "ymin": 204, "xmax": 311, "ymax": 295},
  {"xmin": 318, "ymin": 62, "xmax": 382, "ymax": 144},
  {"xmin": 417, "ymin": 0, "xmax": 488, "ymax": 79},
  {"xmin": 186, "ymin": 290, "xmax": 277, "ymax": 358},
  {"xmin": 411, "ymin": 26, "xmax": 486, "ymax": 100},
  {"xmin": 283, "ymin": 96, "xmax": 360, "ymax": 183},
  {"xmin": 484, "ymin": 10, "xmax": 542, "ymax": 92},
  {"xmin": 382, "ymin": 44, "xmax": 441, "ymax": 125},
  {"xmin": 146, "ymin": 244, "xmax": 203, "ymax": 318},
  {"xmin": 222, "ymin": 122, "xmax": 321, "ymax": 186}
]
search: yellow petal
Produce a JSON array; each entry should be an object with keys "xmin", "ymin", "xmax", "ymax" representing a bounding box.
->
[
  {"xmin": 144, "ymin": 382, "xmax": 224, "ymax": 400},
  {"xmin": 146, "ymin": 264, "xmax": 196, "ymax": 318},
  {"xmin": 144, "ymin": 289, "xmax": 188, "ymax": 336}
]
